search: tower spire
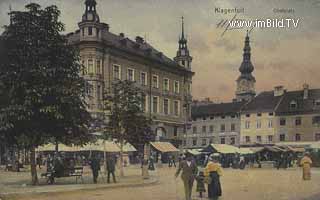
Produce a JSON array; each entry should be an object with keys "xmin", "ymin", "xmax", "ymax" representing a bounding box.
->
[{"xmin": 181, "ymin": 16, "xmax": 185, "ymax": 39}]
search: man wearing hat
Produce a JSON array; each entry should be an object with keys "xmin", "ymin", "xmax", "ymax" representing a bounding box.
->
[{"xmin": 175, "ymin": 155, "xmax": 198, "ymax": 200}]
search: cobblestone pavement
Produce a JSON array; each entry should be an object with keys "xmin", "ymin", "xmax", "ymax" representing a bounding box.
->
[{"xmin": 4, "ymin": 165, "xmax": 320, "ymax": 200}]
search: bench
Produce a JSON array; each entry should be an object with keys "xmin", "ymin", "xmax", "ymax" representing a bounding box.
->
[{"xmin": 41, "ymin": 166, "xmax": 84, "ymax": 184}]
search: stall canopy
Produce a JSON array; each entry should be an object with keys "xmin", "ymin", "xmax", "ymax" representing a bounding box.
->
[
  {"xmin": 202, "ymin": 144, "xmax": 239, "ymax": 154},
  {"xmin": 37, "ymin": 139, "xmax": 137, "ymax": 153},
  {"xmin": 36, "ymin": 143, "xmax": 79, "ymax": 152},
  {"xmin": 150, "ymin": 142, "xmax": 179, "ymax": 153},
  {"xmin": 238, "ymin": 148, "xmax": 254, "ymax": 155},
  {"xmin": 185, "ymin": 149, "xmax": 203, "ymax": 156}
]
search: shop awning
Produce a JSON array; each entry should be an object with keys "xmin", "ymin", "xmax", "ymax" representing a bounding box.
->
[
  {"xmin": 250, "ymin": 147, "xmax": 264, "ymax": 153},
  {"xmin": 186, "ymin": 149, "xmax": 203, "ymax": 156},
  {"xmin": 80, "ymin": 139, "xmax": 137, "ymax": 153},
  {"xmin": 150, "ymin": 142, "xmax": 179, "ymax": 153}
]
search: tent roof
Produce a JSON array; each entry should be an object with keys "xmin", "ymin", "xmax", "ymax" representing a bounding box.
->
[
  {"xmin": 36, "ymin": 143, "xmax": 79, "ymax": 152},
  {"xmin": 238, "ymin": 148, "xmax": 254, "ymax": 154},
  {"xmin": 204, "ymin": 144, "xmax": 239, "ymax": 154},
  {"xmin": 150, "ymin": 142, "xmax": 179, "ymax": 153}
]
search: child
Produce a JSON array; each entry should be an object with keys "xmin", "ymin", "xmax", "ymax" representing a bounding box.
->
[{"xmin": 196, "ymin": 171, "xmax": 206, "ymax": 198}]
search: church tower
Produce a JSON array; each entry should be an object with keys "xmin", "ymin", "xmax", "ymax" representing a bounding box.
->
[
  {"xmin": 235, "ymin": 31, "xmax": 256, "ymax": 102},
  {"xmin": 174, "ymin": 17, "xmax": 192, "ymax": 70}
]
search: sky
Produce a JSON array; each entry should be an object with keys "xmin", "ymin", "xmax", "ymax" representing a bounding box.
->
[{"xmin": 0, "ymin": 0, "xmax": 319, "ymax": 102}]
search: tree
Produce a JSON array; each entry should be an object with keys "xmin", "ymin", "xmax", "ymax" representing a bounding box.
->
[
  {"xmin": 104, "ymin": 80, "xmax": 154, "ymax": 177},
  {"xmin": 0, "ymin": 3, "xmax": 92, "ymax": 185}
]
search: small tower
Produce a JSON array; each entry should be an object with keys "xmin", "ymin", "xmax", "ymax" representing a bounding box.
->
[
  {"xmin": 236, "ymin": 31, "xmax": 256, "ymax": 102},
  {"xmin": 174, "ymin": 17, "xmax": 192, "ymax": 70},
  {"xmin": 78, "ymin": 0, "xmax": 108, "ymax": 42}
]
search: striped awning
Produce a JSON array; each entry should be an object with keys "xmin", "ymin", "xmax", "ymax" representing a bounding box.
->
[{"xmin": 150, "ymin": 142, "xmax": 179, "ymax": 153}]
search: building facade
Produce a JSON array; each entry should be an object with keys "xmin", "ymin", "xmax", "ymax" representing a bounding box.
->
[
  {"xmin": 67, "ymin": 0, "xmax": 194, "ymax": 145},
  {"xmin": 275, "ymin": 84, "xmax": 320, "ymax": 143},
  {"xmin": 183, "ymin": 101, "xmax": 245, "ymax": 148},
  {"xmin": 240, "ymin": 84, "xmax": 320, "ymax": 145}
]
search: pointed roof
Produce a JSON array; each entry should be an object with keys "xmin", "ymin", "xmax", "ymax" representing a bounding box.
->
[
  {"xmin": 238, "ymin": 31, "xmax": 255, "ymax": 80},
  {"xmin": 179, "ymin": 16, "xmax": 187, "ymax": 44}
]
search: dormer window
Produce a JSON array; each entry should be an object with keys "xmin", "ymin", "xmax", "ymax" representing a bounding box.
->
[{"xmin": 290, "ymin": 100, "xmax": 297, "ymax": 109}]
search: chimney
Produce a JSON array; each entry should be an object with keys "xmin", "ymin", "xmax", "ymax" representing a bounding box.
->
[
  {"xmin": 135, "ymin": 36, "xmax": 144, "ymax": 44},
  {"xmin": 119, "ymin": 33, "xmax": 125, "ymax": 38},
  {"xmin": 303, "ymin": 83, "xmax": 309, "ymax": 99},
  {"xmin": 274, "ymin": 86, "xmax": 285, "ymax": 97}
]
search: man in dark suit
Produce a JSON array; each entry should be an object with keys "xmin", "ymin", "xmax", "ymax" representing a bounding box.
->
[
  {"xmin": 106, "ymin": 155, "xmax": 117, "ymax": 183},
  {"xmin": 89, "ymin": 155, "xmax": 101, "ymax": 184},
  {"xmin": 175, "ymin": 155, "xmax": 198, "ymax": 200}
]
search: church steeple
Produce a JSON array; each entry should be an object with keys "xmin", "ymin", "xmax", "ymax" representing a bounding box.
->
[
  {"xmin": 174, "ymin": 16, "xmax": 192, "ymax": 70},
  {"xmin": 235, "ymin": 31, "xmax": 256, "ymax": 102}
]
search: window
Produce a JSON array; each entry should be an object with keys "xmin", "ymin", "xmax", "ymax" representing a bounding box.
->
[
  {"xmin": 202, "ymin": 117, "xmax": 207, "ymax": 121},
  {"xmin": 182, "ymin": 60, "xmax": 185, "ymax": 66},
  {"xmin": 256, "ymin": 136, "xmax": 262, "ymax": 143},
  {"xmin": 279, "ymin": 134, "xmax": 285, "ymax": 142},
  {"xmin": 269, "ymin": 112, "xmax": 274, "ymax": 116},
  {"xmin": 141, "ymin": 94, "xmax": 146, "ymax": 112},
  {"xmin": 209, "ymin": 125, "xmax": 214, "ymax": 133},
  {"xmin": 192, "ymin": 139, "xmax": 197, "ymax": 146},
  {"xmin": 81, "ymin": 60, "xmax": 86, "ymax": 75},
  {"xmin": 96, "ymin": 60, "xmax": 101, "ymax": 74},
  {"xmin": 245, "ymin": 136, "xmax": 251, "ymax": 143},
  {"xmin": 140, "ymin": 72, "xmax": 147, "ymax": 86},
  {"xmin": 202, "ymin": 139, "xmax": 207, "ymax": 146},
  {"xmin": 231, "ymin": 123, "xmax": 236, "ymax": 131},
  {"xmin": 152, "ymin": 96, "xmax": 159, "ymax": 113},
  {"xmin": 88, "ymin": 27, "xmax": 93, "ymax": 35},
  {"xmin": 210, "ymin": 116, "xmax": 214, "ymax": 120},
  {"xmin": 257, "ymin": 113, "xmax": 262, "ymax": 117},
  {"xmin": 85, "ymin": 82, "xmax": 93, "ymax": 97},
  {"xmin": 88, "ymin": 59, "xmax": 94, "ymax": 74},
  {"xmin": 192, "ymin": 126, "xmax": 197, "ymax": 134},
  {"xmin": 315, "ymin": 133, "xmax": 320, "ymax": 141},
  {"xmin": 183, "ymin": 140, "xmax": 186, "ymax": 146},
  {"xmin": 127, "ymin": 68, "xmax": 135, "ymax": 81},
  {"xmin": 220, "ymin": 137, "xmax": 225, "ymax": 144},
  {"xmin": 220, "ymin": 124, "xmax": 225, "ymax": 132},
  {"xmin": 295, "ymin": 117, "xmax": 302, "ymax": 126},
  {"xmin": 280, "ymin": 118, "xmax": 286, "ymax": 126},
  {"xmin": 209, "ymin": 138, "xmax": 213, "ymax": 144},
  {"xmin": 315, "ymin": 100, "xmax": 320, "ymax": 106},
  {"xmin": 82, "ymin": 28, "xmax": 84, "ymax": 36},
  {"xmin": 221, "ymin": 116, "xmax": 226, "ymax": 119},
  {"xmin": 268, "ymin": 135, "xmax": 273, "ymax": 143},
  {"xmin": 202, "ymin": 126, "xmax": 207, "ymax": 133},
  {"xmin": 163, "ymin": 78, "xmax": 169, "ymax": 91},
  {"xmin": 174, "ymin": 81, "xmax": 180, "ymax": 93},
  {"xmin": 268, "ymin": 119, "xmax": 273, "ymax": 128},
  {"xmin": 96, "ymin": 28, "xmax": 100, "ymax": 37},
  {"xmin": 256, "ymin": 120, "xmax": 262, "ymax": 129},
  {"xmin": 313, "ymin": 116, "xmax": 320, "ymax": 125},
  {"xmin": 113, "ymin": 65, "xmax": 121, "ymax": 80},
  {"xmin": 230, "ymin": 137, "xmax": 235, "ymax": 145},
  {"xmin": 97, "ymin": 85, "xmax": 101, "ymax": 102},
  {"xmin": 295, "ymin": 133, "xmax": 301, "ymax": 141},
  {"xmin": 174, "ymin": 100, "xmax": 180, "ymax": 116},
  {"xmin": 231, "ymin": 115, "xmax": 236, "ymax": 118},
  {"xmin": 163, "ymin": 99, "xmax": 169, "ymax": 115},
  {"xmin": 245, "ymin": 121, "xmax": 250, "ymax": 129},
  {"xmin": 152, "ymin": 75, "xmax": 159, "ymax": 88},
  {"xmin": 174, "ymin": 127, "xmax": 178, "ymax": 137},
  {"xmin": 290, "ymin": 100, "xmax": 297, "ymax": 109},
  {"xmin": 246, "ymin": 114, "xmax": 250, "ymax": 117}
]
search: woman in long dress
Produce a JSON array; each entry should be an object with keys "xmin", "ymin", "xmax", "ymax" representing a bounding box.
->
[
  {"xmin": 204, "ymin": 154, "xmax": 222, "ymax": 200},
  {"xmin": 300, "ymin": 152, "xmax": 312, "ymax": 180}
]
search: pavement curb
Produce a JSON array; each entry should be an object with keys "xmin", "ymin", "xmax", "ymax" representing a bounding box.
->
[{"xmin": 1, "ymin": 176, "xmax": 159, "ymax": 198}]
